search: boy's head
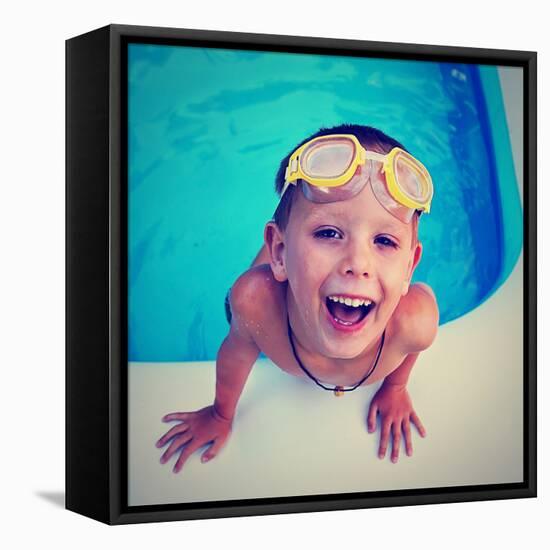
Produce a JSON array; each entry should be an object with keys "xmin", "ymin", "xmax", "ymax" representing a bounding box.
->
[{"xmin": 265, "ymin": 124, "xmax": 432, "ymax": 359}]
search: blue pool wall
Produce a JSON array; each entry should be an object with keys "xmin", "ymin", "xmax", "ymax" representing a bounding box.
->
[
  {"xmin": 478, "ymin": 66, "xmax": 523, "ymax": 294},
  {"xmin": 127, "ymin": 45, "xmax": 523, "ymax": 362}
]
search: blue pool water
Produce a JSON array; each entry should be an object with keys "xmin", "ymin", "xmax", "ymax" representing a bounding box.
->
[{"xmin": 128, "ymin": 44, "xmax": 523, "ymax": 362}]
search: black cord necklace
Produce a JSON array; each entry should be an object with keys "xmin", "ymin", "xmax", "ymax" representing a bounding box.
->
[{"xmin": 287, "ymin": 317, "xmax": 386, "ymax": 397}]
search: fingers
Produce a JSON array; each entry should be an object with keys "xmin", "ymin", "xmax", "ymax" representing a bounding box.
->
[
  {"xmin": 379, "ymin": 419, "xmax": 413, "ymax": 462},
  {"xmin": 162, "ymin": 412, "xmax": 189, "ymax": 422},
  {"xmin": 403, "ymin": 419, "xmax": 413, "ymax": 457},
  {"xmin": 367, "ymin": 402, "xmax": 378, "ymax": 433},
  {"xmin": 391, "ymin": 424, "xmax": 401, "ymax": 463},
  {"xmin": 156, "ymin": 423, "xmax": 189, "ymax": 448},
  {"xmin": 378, "ymin": 420, "xmax": 391, "ymax": 459},
  {"xmin": 160, "ymin": 433, "xmax": 192, "ymax": 464},
  {"xmin": 201, "ymin": 436, "xmax": 227, "ymax": 464},
  {"xmin": 174, "ymin": 442, "xmax": 201, "ymax": 473},
  {"xmin": 411, "ymin": 411, "xmax": 427, "ymax": 438}
]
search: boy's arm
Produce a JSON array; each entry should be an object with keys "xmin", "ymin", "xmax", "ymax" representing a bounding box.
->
[
  {"xmin": 213, "ymin": 325, "xmax": 261, "ymax": 421},
  {"xmin": 367, "ymin": 283, "xmax": 439, "ymax": 463},
  {"xmin": 215, "ymin": 266, "xmax": 273, "ymax": 419},
  {"xmin": 383, "ymin": 352, "xmax": 419, "ymax": 387},
  {"xmin": 157, "ymin": 273, "xmax": 262, "ymax": 473}
]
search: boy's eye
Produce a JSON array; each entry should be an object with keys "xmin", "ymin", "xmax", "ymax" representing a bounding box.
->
[
  {"xmin": 375, "ymin": 235, "xmax": 398, "ymax": 248},
  {"xmin": 314, "ymin": 227, "xmax": 342, "ymax": 240}
]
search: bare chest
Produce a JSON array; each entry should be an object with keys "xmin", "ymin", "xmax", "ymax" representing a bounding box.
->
[{"xmin": 254, "ymin": 317, "xmax": 406, "ymax": 389}]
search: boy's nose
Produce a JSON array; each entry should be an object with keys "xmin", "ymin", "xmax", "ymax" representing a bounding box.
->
[{"xmin": 340, "ymin": 241, "xmax": 372, "ymax": 278}]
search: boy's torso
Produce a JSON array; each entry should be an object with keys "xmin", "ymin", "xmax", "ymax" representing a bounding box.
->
[{"xmin": 237, "ymin": 264, "xmax": 409, "ymax": 388}]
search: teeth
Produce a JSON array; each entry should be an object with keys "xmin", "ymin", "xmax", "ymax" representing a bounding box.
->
[{"xmin": 328, "ymin": 295, "xmax": 373, "ymax": 308}]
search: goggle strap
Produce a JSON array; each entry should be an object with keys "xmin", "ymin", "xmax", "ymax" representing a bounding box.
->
[
  {"xmin": 281, "ymin": 179, "xmax": 296, "ymax": 198},
  {"xmin": 286, "ymin": 156, "xmax": 299, "ymax": 179}
]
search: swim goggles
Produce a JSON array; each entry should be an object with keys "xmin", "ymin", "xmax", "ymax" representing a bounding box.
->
[{"xmin": 281, "ymin": 134, "xmax": 433, "ymax": 223}]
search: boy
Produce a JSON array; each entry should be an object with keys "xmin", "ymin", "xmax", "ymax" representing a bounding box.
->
[{"xmin": 156, "ymin": 124, "xmax": 439, "ymax": 473}]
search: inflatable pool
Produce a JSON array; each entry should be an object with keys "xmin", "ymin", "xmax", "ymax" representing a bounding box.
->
[{"xmin": 128, "ymin": 45, "xmax": 523, "ymax": 361}]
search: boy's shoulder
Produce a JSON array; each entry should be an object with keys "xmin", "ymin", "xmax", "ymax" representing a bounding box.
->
[
  {"xmin": 390, "ymin": 282, "xmax": 439, "ymax": 354},
  {"xmin": 230, "ymin": 264, "xmax": 285, "ymax": 323}
]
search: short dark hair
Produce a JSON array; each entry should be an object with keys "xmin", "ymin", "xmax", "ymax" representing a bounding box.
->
[{"xmin": 271, "ymin": 123, "xmax": 420, "ymax": 247}]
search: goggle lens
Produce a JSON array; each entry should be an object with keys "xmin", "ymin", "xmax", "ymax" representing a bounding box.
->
[
  {"xmin": 301, "ymin": 138, "xmax": 355, "ymax": 179},
  {"xmin": 393, "ymin": 151, "xmax": 432, "ymax": 204}
]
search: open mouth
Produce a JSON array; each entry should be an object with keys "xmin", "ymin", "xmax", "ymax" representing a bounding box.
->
[{"xmin": 325, "ymin": 295, "xmax": 376, "ymax": 327}]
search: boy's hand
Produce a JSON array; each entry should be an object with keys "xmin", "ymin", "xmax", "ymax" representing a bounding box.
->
[
  {"xmin": 156, "ymin": 405, "xmax": 232, "ymax": 473},
  {"xmin": 367, "ymin": 383, "xmax": 426, "ymax": 463}
]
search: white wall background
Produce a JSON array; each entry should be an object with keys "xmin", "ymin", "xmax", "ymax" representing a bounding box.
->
[{"xmin": 0, "ymin": 0, "xmax": 546, "ymax": 547}]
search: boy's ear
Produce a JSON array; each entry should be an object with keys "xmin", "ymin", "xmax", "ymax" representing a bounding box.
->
[
  {"xmin": 402, "ymin": 242, "xmax": 423, "ymax": 296},
  {"xmin": 264, "ymin": 221, "xmax": 287, "ymax": 282}
]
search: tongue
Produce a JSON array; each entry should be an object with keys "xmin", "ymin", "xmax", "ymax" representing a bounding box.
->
[{"xmin": 330, "ymin": 302, "xmax": 363, "ymax": 324}]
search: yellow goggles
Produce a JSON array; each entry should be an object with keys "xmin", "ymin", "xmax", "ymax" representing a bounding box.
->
[{"xmin": 282, "ymin": 134, "xmax": 433, "ymax": 223}]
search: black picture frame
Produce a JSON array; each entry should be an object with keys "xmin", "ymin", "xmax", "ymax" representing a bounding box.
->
[{"xmin": 66, "ymin": 23, "xmax": 537, "ymax": 525}]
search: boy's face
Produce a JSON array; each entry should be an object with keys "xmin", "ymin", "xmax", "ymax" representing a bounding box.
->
[{"xmin": 268, "ymin": 170, "xmax": 422, "ymax": 360}]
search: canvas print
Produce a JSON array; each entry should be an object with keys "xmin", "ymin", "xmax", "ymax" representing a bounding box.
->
[{"xmin": 126, "ymin": 41, "xmax": 524, "ymax": 507}]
